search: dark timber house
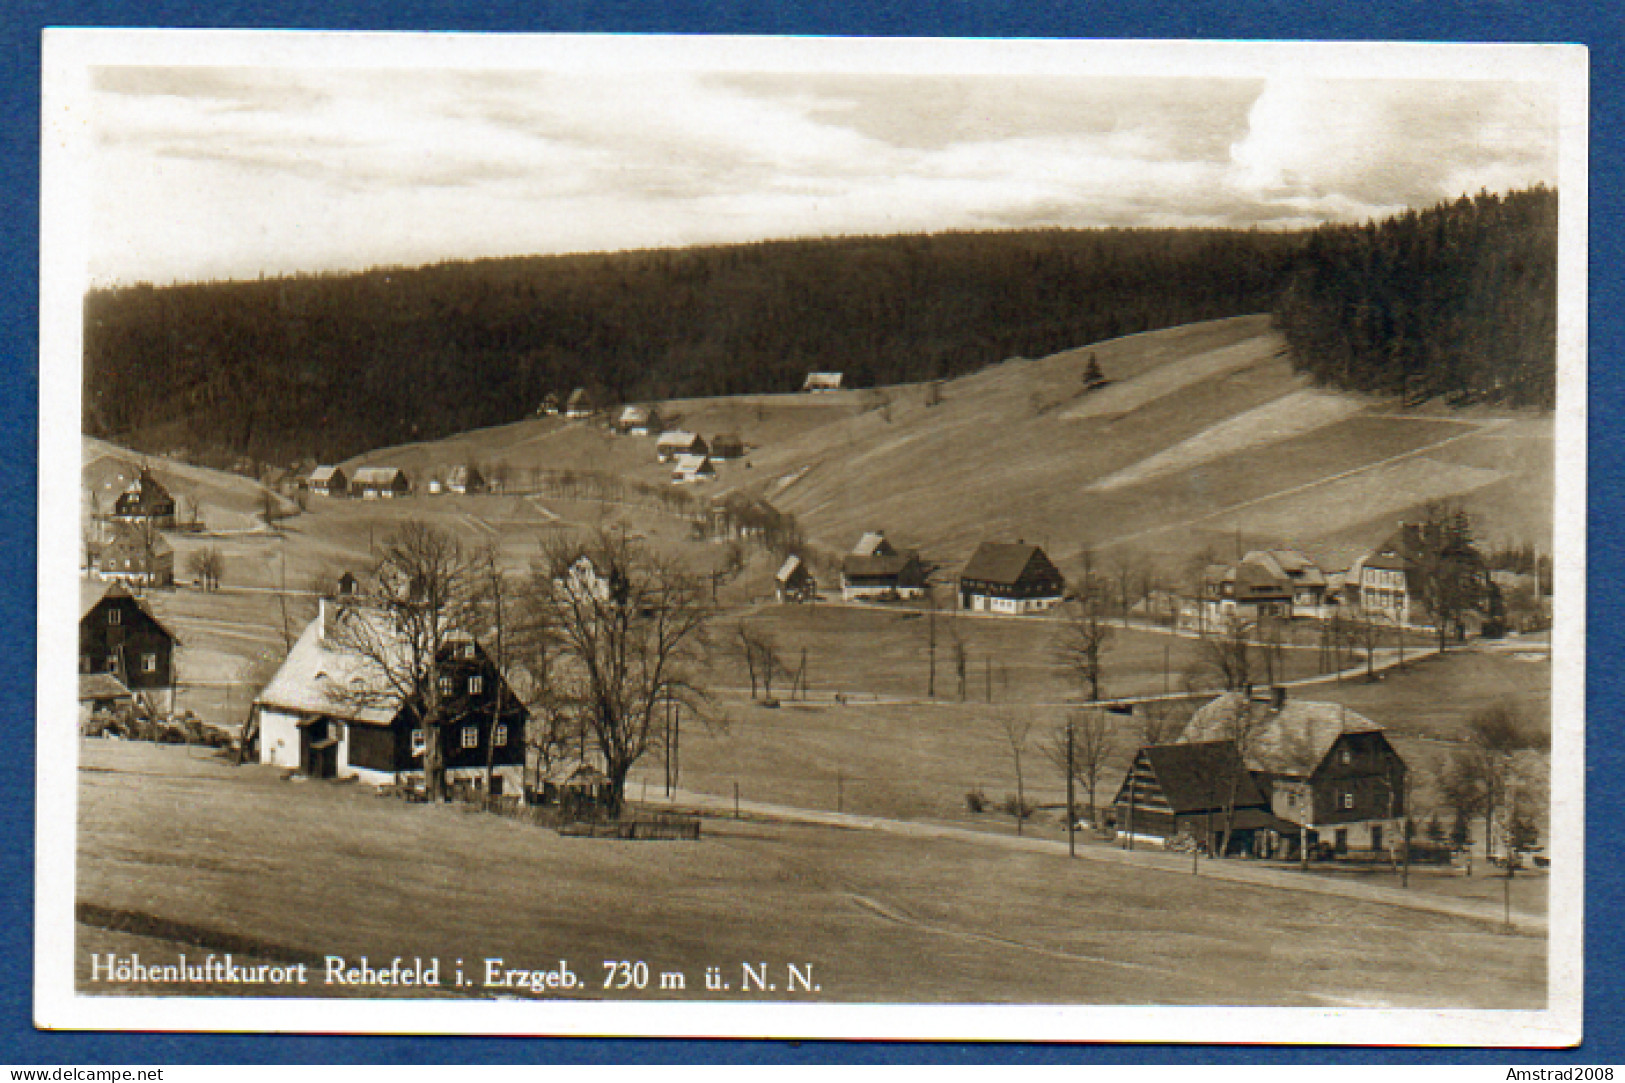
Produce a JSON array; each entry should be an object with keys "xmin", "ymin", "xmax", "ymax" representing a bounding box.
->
[
  {"xmin": 840, "ymin": 531, "xmax": 926, "ymax": 600},
  {"xmin": 112, "ymin": 468, "xmax": 177, "ymax": 528},
  {"xmin": 1111, "ymin": 741, "xmax": 1286, "ymax": 853},
  {"xmin": 957, "ymin": 541, "xmax": 1065, "ymax": 614},
  {"xmin": 252, "ymin": 599, "xmax": 528, "ymax": 793},
  {"xmin": 80, "ymin": 582, "xmax": 179, "ymax": 717}
]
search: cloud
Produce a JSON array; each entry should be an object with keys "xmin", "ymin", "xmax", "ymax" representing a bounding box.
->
[{"xmin": 81, "ymin": 65, "xmax": 1562, "ymax": 285}]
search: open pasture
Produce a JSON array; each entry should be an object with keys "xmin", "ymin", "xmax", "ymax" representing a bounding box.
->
[{"xmin": 76, "ymin": 739, "xmax": 1544, "ymax": 1008}]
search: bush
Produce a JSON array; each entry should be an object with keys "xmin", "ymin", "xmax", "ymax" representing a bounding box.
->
[
  {"xmin": 964, "ymin": 788, "xmax": 988, "ymax": 814},
  {"xmin": 1000, "ymin": 794, "xmax": 1035, "ymax": 820}
]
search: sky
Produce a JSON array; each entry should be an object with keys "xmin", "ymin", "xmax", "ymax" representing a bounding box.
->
[{"xmin": 82, "ymin": 62, "xmax": 1562, "ymax": 286}]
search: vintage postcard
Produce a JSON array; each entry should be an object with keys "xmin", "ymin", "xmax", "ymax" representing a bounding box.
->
[{"xmin": 36, "ymin": 31, "xmax": 1587, "ymax": 1043}]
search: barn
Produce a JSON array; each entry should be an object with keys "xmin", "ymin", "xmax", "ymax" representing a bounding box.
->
[{"xmin": 350, "ymin": 466, "xmax": 411, "ymax": 499}]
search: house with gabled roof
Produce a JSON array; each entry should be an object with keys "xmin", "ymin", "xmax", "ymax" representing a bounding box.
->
[
  {"xmin": 565, "ymin": 388, "xmax": 594, "ymax": 418},
  {"xmin": 775, "ymin": 555, "xmax": 816, "ymax": 602},
  {"xmin": 709, "ymin": 433, "xmax": 746, "ymax": 460},
  {"xmin": 615, "ymin": 404, "xmax": 664, "ymax": 436},
  {"xmin": 446, "ymin": 465, "xmax": 485, "ymax": 495},
  {"xmin": 1180, "ymin": 689, "xmax": 1408, "ymax": 855},
  {"xmin": 802, "ymin": 372, "xmax": 843, "ymax": 393},
  {"xmin": 252, "ymin": 599, "xmax": 528, "ymax": 791},
  {"xmin": 840, "ymin": 531, "xmax": 926, "ymax": 600},
  {"xmin": 95, "ymin": 524, "xmax": 174, "ymax": 588},
  {"xmin": 112, "ymin": 468, "xmax": 177, "ymax": 528},
  {"xmin": 670, "ymin": 454, "xmax": 716, "ymax": 485},
  {"xmin": 656, "ymin": 431, "xmax": 708, "ymax": 463},
  {"xmin": 79, "ymin": 671, "xmax": 137, "ymax": 726},
  {"xmin": 80, "ymin": 581, "xmax": 179, "ymax": 716},
  {"xmin": 307, "ymin": 465, "xmax": 347, "ymax": 497},
  {"xmin": 1111, "ymin": 741, "xmax": 1287, "ymax": 853},
  {"xmin": 350, "ymin": 466, "xmax": 411, "ymax": 499},
  {"xmin": 957, "ymin": 541, "xmax": 1065, "ymax": 614}
]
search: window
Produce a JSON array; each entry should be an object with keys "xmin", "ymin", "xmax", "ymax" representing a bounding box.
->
[
  {"xmin": 438, "ymin": 676, "xmax": 454, "ymax": 696},
  {"xmin": 108, "ymin": 609, "xmax": 121, "ymax": 625},
  {"xmin": 461, "ymin": 643, "xmax": 476, "ymax": 660},
  {"xmin": 1340, "ymin": 748, "xmax": 1351, "ymax": 765},
  {"xmin": 106, "ymin": 655, "xmax": 118, "ymax": 672},
  {"xmin": 461, "ymin": 726, "xmax": 478, "ymax": 749},
  {"xmin": 80, "ymin": 655, "xmax": 91, "ymax": 673},
  {"xmin": 1342, "ymin": 792, "xmax": 1355, "ymax": 810},
  {"xmin": 493, "ymin": 724, "xmax": 507, "ymax": 747},
  {"xmin": 141, "ymin": 654, "xmax": 157, "ymax": 673},
  {"xmin": 410, "ymin": 729, "xmax": 425, "ymax": 755},
  {"xmin": 469, "ymin": 675, "xmax": 484, "ymax": 696}
]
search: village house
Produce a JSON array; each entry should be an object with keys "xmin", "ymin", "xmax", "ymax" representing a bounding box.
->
[
  {"xmin": 670, "ymin": 454, "xmax": 716, "ymax": 485},
  {"xmin": 565, "ymin": 388, "xmax": 594, "ymax": 418},
  {"xmin": 446, "ymin": 465, "xmax": 486, "ymax": 495},
  {"xmin": 802, "ymin": 372, "xmax": 843, "ymax": 393},
  {"xmin": 1198, "ymin": 549, "xmax": 1337, "ymax": 626},
  {"xmin": 537, "ymin": 392, "xmax": 561, "ymax": 417},
  {"xmin": 112, "ymin": 468, "xmax": 177, "ymax": 528},
  {"xmin": 656, "ymin": 431, "xmax": 709, "ymax": 463},
  {"xmin": 1179, "ymin": 688, "xmax": 1409, "ymax": 857},
  {"xmin": 95, "ymin": 524, "xmax": 174, "ymax": 588},
  {"xmin": 1110, "ymin": 741, "xmax": 1288, "ymax": 854},
  {"xmin": 350, "ymin": 466, "xmax": 411, "ymax": 500},
  {"xmin": 840, "ymin": 531, "xmax": 926, "ymax": 600},
  {"xmin": 80, "ymin": 581, "xmax": 179, "ymax": 717},
  {"xmin": 251, "ymin": 599, "xmax": 529, "ymax": 792},
  {"xmin": 709, "ymin": 433, "xmax": 746, "ymax": 460},
  {"xmin": 957, "ymin": 541, "xmax": 1065, "ymax": 614},
  {"xmin": 614, "ymin": 404, "xmax": 664, "ymax": 436},
  {"xmin": 306, "ymin": 465, "xmax": 347, "ymax": 497},
  {"xmin": 774, "ymin": 555, "xmax": 816, "ymax": 602},
  {"xmin": 1346, "ymin": 549, "xmax": 1415, "ymax": 626},
  {"xmin": 83, "ymin": 456, "xmax": 142, "ymax": 515}
]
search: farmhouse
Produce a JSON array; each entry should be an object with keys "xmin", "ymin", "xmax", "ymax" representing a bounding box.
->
[
  {"xmin": 1180, "ymin": 689, "xmax": 1408, "ymax": 856},
  {"xmin": 446, "ymin": 465, "xmax": 486, "ymax": 495},
  {"xmin": 306, "ymin": 465, "xmax": 347, "ymax": 497},
  {"xmin": 775, "ymin": 555, "xmax": 816, "ymax": 602},
  {"xmin": 840, "ymin": 531, "xmax": 926, "ymax": 600},
  {"xmin": 350, "ymin": 466, "xmax": 411, "ymax": 500},
  {"xmin": 1111, "ymin": 741, "xmax": 1286, "ymax": 854},
  {"xmin": 95, "ymin": 524, "xmax": 174, "ymax": 588},
  {"xmin": 565, "ymin": 388, "xmax": 594, "ymax": 418},
  {"xmin": 656, "ymin": 431, "xmax": 708, "ymax": 463},
  {"xmin": 614, "ymin": 404, "xmax": 663, "ymax": 436},
  {"xmin": 957, "ymin": 542, "xmax": 1065, "ymax": 613},
  {"xmin": 80, "ymin": 582, "xmax": 178, "ymax": 717},
  {"xmin": 802, "ymin": 372, "xmax": 843, "ymax": 393},
  {"xmin": 112, "ymin": 468, "xmax": 177, "ymax": 528},
  {"xmin": 709, "ymin": 432, "xmax": 746, "ymax": 460},
  {"xmin": 670, "ymin": 454, "xmax": 716, "ymax": 484},
  {"xmin": 252, "ymin": 600, "xmax": 528, "ymax": 792}
]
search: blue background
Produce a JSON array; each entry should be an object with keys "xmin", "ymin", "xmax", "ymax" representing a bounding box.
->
[{"xmin": 1, "ymin": 0, "xmax": 1616, "ymax": 1065}]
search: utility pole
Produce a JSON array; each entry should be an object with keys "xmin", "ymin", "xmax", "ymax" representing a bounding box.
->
[{"xmin": 1066, "ymin": 721, "xmax": 1076, "ymax": 858}]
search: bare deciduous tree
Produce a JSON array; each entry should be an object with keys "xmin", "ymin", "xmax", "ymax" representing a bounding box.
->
[
  {"xmin": 1194, "ymin": 614, "xmax": 1254, "ymax": 691},
  {"xmin": 1055, "ymin": 596, "xmax": 1114, "ymax": 702},
  {"xmin": 1044, "ymin": 709, "xmax": 1115, "ymax": 829},
  {"xmin": 326, "ymin": 520, "xmax": 471, "ymax": 801},
  {"xmin": 999, "ymin": 708, "xmax": 1035, "ymax": 836},
  {"xmin": 736, "ymin": 620, "xmax": 783, "ymax": 703},
  {"xmin": 185, "ymin": 545, "xmax": 225, "ymax": 591},
  {"xmin": 524, "ymin": 529, "xmax": 715, "ymax": 813}
]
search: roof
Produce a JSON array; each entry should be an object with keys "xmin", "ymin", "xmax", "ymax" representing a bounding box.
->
[
  {"xmin": 566, "ymin": 388, "xmax": 590, "ymax": 405},
  {"xmin": 79, "ymin": 672, "xmax": 134, "ymax": 702},
  {"xmin": 712, "ymin": 431, "xmax": 743, "ymax": 445},
  {"xmin": 308, "ymin": 465, "xmax": 342, "ymax": 482},
  {"xmin": 672, "ymin": 454, "xmax": 713, "ymax": 473},
  {"xmin": 959, "ymin": 542, "xmax": 1054, "ymax": 586},
  {"xmin": 79, "ymin": 580, "xmax": 180, "ymax": 641},
  {"xmin": 253, "ymin": 606, "xmax": 402, "ymax": 725},
  {"xmin": 543, "ymin": 758, "xmax": 607, "ymax": 787},
  {"xmin": 802, "ymin": 372, "xmax": 843, "ymax": 389},
  {"xmin": 1181, "ymin": 692, "xmax": 1384, "ymax": 777},
  {"xmin": 102, "ymin": 525, "xmax": 174, "ymax": 559},
  {"xmin": 775, "ymin": 555, "xmax": 805, "ymax": 583},
  {"xmin": 841, "ymin": 552, "xmax": 917, "ymax": 579},
  {"xmin": 852, "ymin": 531, "xmax": 895, "ymax": 557},
  {"xmin": 1137, "ymin": 741, "xmax": 1267, "ymax": 813},
  {"xmin": 657, "ymin": 430, "xmax": 702, "ymax": 447},
  {"xmin": 618, "ymin": 405, "xmax": 656, "ymax": 423},
  {"xmin": 352, "ymin": 466, "xmax": 406, "ymax": 485}
]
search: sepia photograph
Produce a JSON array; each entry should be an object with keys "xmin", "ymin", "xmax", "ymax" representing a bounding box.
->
[{"xmin": 36, "ymin": 31, "xmax": 1587, "ymax": 1044}]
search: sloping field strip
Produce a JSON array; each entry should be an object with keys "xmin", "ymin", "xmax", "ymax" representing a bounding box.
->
[
  {"xmin": 1058, "ymin": 336, "xmax": 1283, "ymax": 421},
  {"xmin": 1089, "ymin": 390, "xmax": 1365, "ymax": 493},
  {"xmin": 1103, "ymin": 421, "xmax": 1506, "ymax": 547},
  {"xmin": 1232, "ymin": 458, "xmax": 1508, "ymax": 540}
]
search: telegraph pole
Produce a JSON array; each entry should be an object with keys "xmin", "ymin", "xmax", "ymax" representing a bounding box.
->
[{"xmin": 1066, "ymin": 721, "xmax": 1076, "ymax": 858}]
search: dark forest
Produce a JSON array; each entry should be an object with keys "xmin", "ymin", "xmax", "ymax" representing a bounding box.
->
[{"xmin": 83, "ymin": 190, "xmax": 1556, "ymax": 468}]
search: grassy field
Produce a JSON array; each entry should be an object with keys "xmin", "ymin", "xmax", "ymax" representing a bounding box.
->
[{"xmin": 76, "ymin": 740, "xmax": 1545, "ymax": 1007}]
